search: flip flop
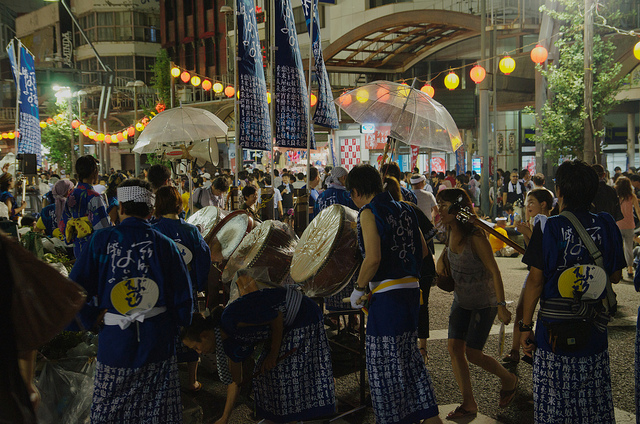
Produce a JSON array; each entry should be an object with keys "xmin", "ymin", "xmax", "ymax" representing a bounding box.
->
[
  {"xmin": 446, "ymin": 406, "xmax": 477, "ymax": 420},
  {"xmin": 499, "ymin": 375, "xmax": 518, "ymax": 408},
  {"xmin": 184, "ymin": 381, "xmax": 202, "ymax": 393}
]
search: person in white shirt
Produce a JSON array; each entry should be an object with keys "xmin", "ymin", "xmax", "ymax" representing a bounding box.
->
[
  {"xmin": 192, "ymin": 176, "xmax": 229, "ymax": 211},
  {"xmin": 410, "ymin": 174, "xmax": 437, "ymax": 221}
]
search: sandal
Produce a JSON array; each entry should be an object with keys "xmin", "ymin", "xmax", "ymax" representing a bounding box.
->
[
  {"xmin": 446, "ymin": 406, "xmax": 477, "ymax": 420},
  {"xmin": 419, "ymin": 347, "xmax": 428, "ymax": 364},
  {"xmin": 184, "ymin": 381, "xmax": 202, "ymax": 393},
  {"xmin": 502, "ymin": 349, "xmax": 520, "ymax": 364},
  {"xmin": 499, "ymin": 374, "xmax": 518, "ymax": 408}
]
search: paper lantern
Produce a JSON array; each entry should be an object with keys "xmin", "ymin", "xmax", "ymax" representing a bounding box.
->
[
  {"xmin": 135, "ymin": 123, "xmax": 144, "ymax": 132},
  {"xmin": 421, "ymin": 84, "xmax": 434, "ymax": 98},
  {"xmin": 202, "ymin": 80, "xmax": 212, "ymax": 91},
  {"xmin": 122, "ymin": 131, "xmax": 128, "ymax": 140},
  {"xmin": 310, "ymin": 93, "xmax": 318, "ymax": 106},
  {"xmin": 117, "ymin": 133, "xmax": 124, "ymax": 142},
  {"xmin": 105, "ymin": 135, "xmax": 112, "ymax": 143},
  {"xmin": 191, "ymin": 75, "xmax": 201, "ymax": 87},
  {"xmin": 356, "ymin": 89, "xmax": 369, "ymax": 103},
  {"xmin": 499, "ymin": 55, "xmax": 516, "ymax": 74},
  {"xmin": 267, "ymin": 92, "xmax": 271, "ymax": 104},
  {"xmin": 82, "ymin": 129, "xmax": 90, "ymax": 137},
  {"xmin": 127, "ymin": 127, "xmax": 135, "ymax": 137},
  {"xmin": 71, "ymin": 119, "xmax": 81, "ymax": 129},
  {"xmin": 40, "ymin": 121, "xmax": 47, "ymax": 128},
  {"xmin": 171, "ymin": 67, "xmax": 181, "ymax": 78},
  {"xmin": 398, "ymin": 83, "xmax": 410, "ymax": 97},
  {"xmin": 339, "ymin": 93, "xmax": 352, "ymax": 107},
  {"xmin": 79, "ymin": 124, "xmax": 87, "ymax": 132},
  {"xmin": 1, "ymin": 133, "xmax": 6, "ymax": 139},
  {"xmin": 14, "ymin": 131, "xmax": 19, "ymax": 138},
  {"xmin": 444, "ymin": 72, "xmax": 460, "ymax": 90},
  {"xmin": 180, "ymin": 71, "xmax": 191, "ymax": 83},
  {"xmin": 7, "ymin": 132, "xmax": 14, "ymax": 139},
  {"xmin": 237, "ymin": 90, "xmax": 240, "ymax": 99},
  {"xmin": 634, "ymin": 41, "xmax": 640, "ymax": 60},
  {"xmin": 470, "ymin": 65, "xmax": 486, "ymax": 84},
  {"xmin": 213, "ymin": 82, "xmax": 224, "ymax": 93},
  {"xmin": 96, "ymin": 133, "xmax": 105, "ymax": 141},
  {"xmin": 88, "ymin": 131, "xmax": 96, "ymax": 139},
  {"xmin": 530, "ymin": 45, "xmax": 548, "ymax": 64},
  {"xmin": 224, "ymin": 86, "xmax": 235, "ymax": 98}
]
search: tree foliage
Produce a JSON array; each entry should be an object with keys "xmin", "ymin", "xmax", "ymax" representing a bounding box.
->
[
  {"xmin": 40, "ymin": 103, "xmax": 75, "ymax": 174},
  {"xmin": 151, "ymin": 49, "xmax": 172, "ymax": 108},
  {"xmin": 530, "ymin": 0, "xmax": 625, "ymax": 161}
]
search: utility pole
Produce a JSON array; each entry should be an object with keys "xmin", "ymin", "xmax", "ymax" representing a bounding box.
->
[
  {"xmin": 583, "ymin": 0, "xmax": 595, "ymax": 163},
  {"xmin": 479, "ymin": 0, "xmax": 490, "ymax": 215}
]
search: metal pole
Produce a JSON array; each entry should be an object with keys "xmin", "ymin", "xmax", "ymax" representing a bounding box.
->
[
  {"xmin": 479, "ymin": 0, "xmax": 490, "ymax": 216},
  {"xmin": 234, "ymin": 2, "xmax": 240, "ymax": 186},
  {"xmin": 134, "ymin": 86, "xmax": 140, "ymax": 176},
  {"xmin": 305, "ymin": 1, "xmax": 315, "ymax": 227},
  {"xmin": 13, "ymin": 39, "xmax": 21, "ymax": 182}
]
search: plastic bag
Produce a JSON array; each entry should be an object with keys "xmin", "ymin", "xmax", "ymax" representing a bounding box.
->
[{"xmin": 35, "ymin": 357, "xmax": 96, "ymax": 424}]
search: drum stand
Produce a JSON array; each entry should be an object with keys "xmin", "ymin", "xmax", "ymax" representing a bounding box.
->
[{"xmin": 322, "ymin": 305, "xmax": 368, "ymax": 422}]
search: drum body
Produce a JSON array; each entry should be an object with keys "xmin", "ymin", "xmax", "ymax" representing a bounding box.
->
[
  {"xmin": 290, "ymin": 204, "xmax": 362, "ymax": 297},
  {"xmin": 222, "ymin": 220, "xmax": 297, "ymax": 286},
  {"xmin": 186, "ymin": 206, "xmax": 227, "ymax": 239},
  {"xmin": 293, "ymin": 188, "xmax": 308, "ymax": 237},
  {"xmin": 206, "ymin": 210, "xmax": 255, "ymax": 263}
]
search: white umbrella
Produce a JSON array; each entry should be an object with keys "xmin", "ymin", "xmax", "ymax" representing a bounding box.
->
[{"xmin": 132, "ymin": 106, "xmax": 228, "ymax": 165}]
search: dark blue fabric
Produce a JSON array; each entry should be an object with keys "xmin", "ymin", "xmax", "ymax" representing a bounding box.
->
[
  {"xmin": 0, "ymin": 191, "xmax": 18, "ymax": 218},
  {"xmin": 107, "ymin": 196, "xmax": 119, "ymax": 214},
  {"xmin": 401, "ymin": 186, "xmax": 417, "ymax": 204},
  {"xmin": 39, "ymin": 203, "xmax": 56, "ymax": 236},
  {"xmin": 314, "ymin": 186, "xmax": 356, "ymax": 216},
  {"xmin": 358, "ymin": 192, "xmax": 422, "ymax": 281},
  {"xmin": 69, "ymin": 217, "xmax": 194, "ymax": 368},
  {"xmin": 153, "ymin": 217, "xmax": 211, "ymax": 292}
]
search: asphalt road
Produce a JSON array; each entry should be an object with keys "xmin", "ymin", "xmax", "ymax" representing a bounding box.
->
[{"xmin": 181, "ymin": 243, "xmax": 640, "ymax": 423}]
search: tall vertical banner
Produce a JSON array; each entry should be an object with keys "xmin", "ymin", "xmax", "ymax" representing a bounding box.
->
[
  {"xmin": 275, "ymin": 0, "xmax": 314, "ymax": 149},
  {"xmin": 410, "ymin": 145, "xmax": 420, "ymax": 171},
  {"xmin": 7, "ymin": 41, "xmax": 42, "ymax": 166},
  {"xmin": 58, "ymin": 4, "xmax": 74, "ymax": 68},
  {"xmin": 301, "ymin": 0, "xmax": 339, "ymax": 129},
  {"xmin": 237, "ymin": 0, "xmax": 271, "ymax": 151}
]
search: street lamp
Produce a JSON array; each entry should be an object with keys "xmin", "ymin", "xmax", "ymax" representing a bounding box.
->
[{"xmin": 127, "ymin": 80, "xmax": 146, "ymax": 176}]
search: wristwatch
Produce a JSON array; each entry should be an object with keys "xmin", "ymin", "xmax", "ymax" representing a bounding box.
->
[{"xmin": 518, "ymin": 320, "xmax": 534, "ymax": 332}]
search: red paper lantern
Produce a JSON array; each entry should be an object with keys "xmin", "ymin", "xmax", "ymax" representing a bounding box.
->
[
  {"xmin": 469, "ymin": 65, "xmax": 486, "ymax": 84},
  {"xmin": 180, "ymin": 71, "xmax": 191, "ymax": 83},
  {"xmin": 83, "ymin": 129, "xmax": 90, "ymax": 137},
  {"xmin": 127, "ymin": 127, "xmax": 135, "ymax": 137},
  {"xmin": 105, "ymin": 135, "xmax": 112, "ymax": 143},
  {"xmin": 224, "ymin": 86, "xmax": 235, "ymax": 98},
  {"xmin": 155, "ymin": 103, "xmax": 165, "ymax": 113},
  {"xmin": 116, "ymin": 133, "xmax": 124, "ymax": 142},
  {"xmin": 420, "ymin": 84, "xmax": 434, "ymax": 98},
  {"xmin": 202, "ymin": 80, "xmax": 212, "ymax": 91},
  {"xmin": 71, "ymin": 119, "xmax": 81, "ymax": 129},
  {"xmin": 530, "ymin": 45, "xmax": 548, "ymax": 64},
  {"xmin": 339, "ymin": 93, "xmax": 352, "ymax": 107}
]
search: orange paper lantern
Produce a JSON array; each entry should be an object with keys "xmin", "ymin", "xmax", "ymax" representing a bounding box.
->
[
  {"xmin": 224, "ymin": 86, "xmax": 235, "ymax": 98},
  {"xmin": 71, "ymin": 119, "xmax": 81, "ymax": 129},
  {"xmin": 310, "ymin": 93, "xmax": 318, "ymax": 107},
  {"xmin": 117, "ymin": 133, "xmax": 124, "ymax": 142},
  {"xmin": 202, "ymin": 80, "xmax": 212, "ymax": 91},
  {"xmin": 105, "ymin": 135, "xmax": 112, "ymax": 143},
  {"xmin": 469, "ymin": 65, "xmax": 486, "ymax": 84},
  {"xmin": 127, "ymin": 127, "xmax": 135, "ymax": 137},
  {"xmin": 339, "ymin": 93, "xmax": 352, "ymax": 107},
  {"xmin": 180, "ymin": 71, "xmax": 191, "ymax": 83},
  {"xmin": 421, "ymin": 84, "xmax": 434, "ymax": 98},
  {"xmin": 530, "ymin": 45, "xmax": 548, "ymax": 64}
]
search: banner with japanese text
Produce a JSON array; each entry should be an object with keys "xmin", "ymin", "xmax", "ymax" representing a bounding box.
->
[
  {"xmin": 410, "ymin": 146, "xmax": 420, "ymax": 171},
  {"xmin": 275, "ymin": 0, "xmax": 314, "ymax": 149},
  {"xmin": 8, "ymin": 41, "xmax": 42, "ymax": 166},
  {"xmin": 237, "ymin": 0, "xmax": 271, "ymax": 150},
  {"xmin": 301, "ymin": 0, "xmax": 338, "ymax": 129}
]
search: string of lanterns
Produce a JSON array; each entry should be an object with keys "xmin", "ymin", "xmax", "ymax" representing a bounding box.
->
[
  {"xmin": 170, "ymin": 64, "xmax": 319, "ymax": 106},
  {"xmin": 38, "ymin": 107, "xmax": 161, "ymax": 144}
]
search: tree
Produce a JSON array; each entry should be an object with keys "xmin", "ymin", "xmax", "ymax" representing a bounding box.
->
[
  {"xmin": 530, "ymin": 0, "xmax": 625, "ymax": 162},
  {"xmin": 40, "ymin": 103, "xmax": 75, "ymax": 174},
  {"xmin": 151, "ymin": 49, "xmax": 172, "ymax": 108}
]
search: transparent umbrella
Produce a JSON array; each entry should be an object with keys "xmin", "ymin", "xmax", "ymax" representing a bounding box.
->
[{"xmin": 335, "ymin": 80, "xmax": 462, "ymax": 152}]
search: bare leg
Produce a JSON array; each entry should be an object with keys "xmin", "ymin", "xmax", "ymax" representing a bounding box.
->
[
  {"xmin": 506, "ymin": 285, "xmax": 526, "ymax": 362},
  {"xmin": 465, "ymin": 346, "xmax": 517, "ymax": 393},
  {"xmin": 447, "ymin": 338, "xmax": 477, "ymax": 413}
]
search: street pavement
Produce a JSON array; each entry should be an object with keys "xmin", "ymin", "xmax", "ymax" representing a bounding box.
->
[{"xmin": 180, "ymin": 243, "xmax": 640, "ymax": 423}]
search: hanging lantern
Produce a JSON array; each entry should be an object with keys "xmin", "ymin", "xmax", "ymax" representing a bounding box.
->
[
  {"xmin": 469, "ymin": 65, "xmax": 486, "ymax": 84},
  {"xmin": 421, "ymin": 84, "xmax": 434, "ymax": 98},
  {"xmin": 171, "ymin": 67, "xmax": 181, "ymax": 78},
  {"xmin": 71, "ymin": 119, "xmax": 81, "ymax": 129},
  {"xmin": 7, "ymin": 132, "xmax": 14, "ymax": 139},
  {"xmin": 88, "ymin": 131, "xmax": 96, "ymax": 139},
  {"xmin": 46, "ymin": 118, "xmax": 53, "ymax": 125},
  {"xmin": 224, "ymin": 86, "xmax": 235, "ymax": 98},
  {"xmin": 202, "ymin": 80, "xmax": 212, "ymax": 91},
  {"xmin": 105, "ymin": 135, "xmax": 112, "ymax": 143},
  {"xmin": 82, "ymin": 129, "xmax": 91, "ymax": 137},
  {"xmin": 127, "ymin": 127, "xmax": 135, "ymax": 137},
  {"xmin": 116, "ymin": 133, "xmax": 124, "ymax": 142},
  {"xmin": 634, "ymin": 41, "xmax": 640, "ymax": 60},
  {"xmin": 40, "ymin": 121, "xmax": 47, "ymax": 128},
  {"xmin": 530, "ymin": 45, "xmax": 548, "ymax": 64},
  {"xmin": 499, "ymin": 55, "xmax": 516, "ymax": 74},
  {"xmin": 191, "ymin": 75, "xmax": 201, "ymax": 87},
  {"xmin": 79, "ymin": 124, "xmax": 87, "ymax": 132},
  {"xmin": 122, "ymin": 131, "xmax": 128, "ymax": 140},
  {"xmin": 444, "ymin": 72, "xmax": 460, "ymax": 90},
  {"xmin": 180, "ymin": 71, "xmax": 191, "ymax": 83},
  {"xmin": 237, "ymin": 90, "xmax": 241, "ymax": 99},
  {"xmin": 96, "ymin": 133, "xmax": 105, "ymax": 141},
  {"xmin": 310, "ymin": 93, "xmax": 318, "ymax": 106},
  {"xmin": 1, "ymin": 133, "xmax": 6, "ymax": 139},
  {"xmin": 267, "ymin": 92, "xmax": 271, "ymax": 104},
  {"xmin": 339, "ymin": 93, "xmax": 352, "ymax": 107},
  {"xmin": 356, "ymin": 89, "xmax": 369, "ymax": 103},
  {"xmin": 398, "ymin": 83, "xmax": 410, "ymax": 97},
  {"xmin": 135, "ymin": 122, "xmax": 144, "ymax": 132},
  {"xmin": 213, "ymin": 82, "xmax": 224, "ymax": 93}
]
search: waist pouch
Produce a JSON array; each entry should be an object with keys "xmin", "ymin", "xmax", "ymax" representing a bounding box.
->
[{"xmin": 543, "ymin": 319, "xmax": 592, "ymax": 353}]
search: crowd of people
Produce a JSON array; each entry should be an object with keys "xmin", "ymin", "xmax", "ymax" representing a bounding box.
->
[{"xmin": 2, "ymin": 155, "xmax": 640, "ymax": 424}]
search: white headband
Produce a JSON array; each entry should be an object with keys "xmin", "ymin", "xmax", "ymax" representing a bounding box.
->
[
  {"xmin": 117, "ymin": 186, "xmax": 155, "ymax": 209},
  {"xmin": 410, "ymin": 175, "xmax": 426, "ymax": 184}
]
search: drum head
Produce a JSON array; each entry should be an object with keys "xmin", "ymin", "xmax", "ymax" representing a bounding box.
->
[
  {"xmin": 222, "ymin": 220, "xmax": 296, "ymax": 284},
  {"xmin": 186, "ymin": 206, "xmax": 226, "ymax": 239},
  {"xmin": 291, "ymin": 204, "xmax": 361, "ymax": 297},
  {"xmin": 208, "ymin": 210, "xmax": 253, "ymax": 260}
]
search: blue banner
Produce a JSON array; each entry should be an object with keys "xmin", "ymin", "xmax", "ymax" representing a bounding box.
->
[
  {"xmin": 275, "ymin": 0, "xmax": 314, "ymax": 149},
  {"xmin": 455, "ymin": 144, "xmax": 466, "ymax": 175},
  {"xmin": 301, "ymin": 0, "xmax": 338, "ymax": 129},
  {"xmin": 237, "ymin": 0, "xmax": 272, "ymax": 151}
]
